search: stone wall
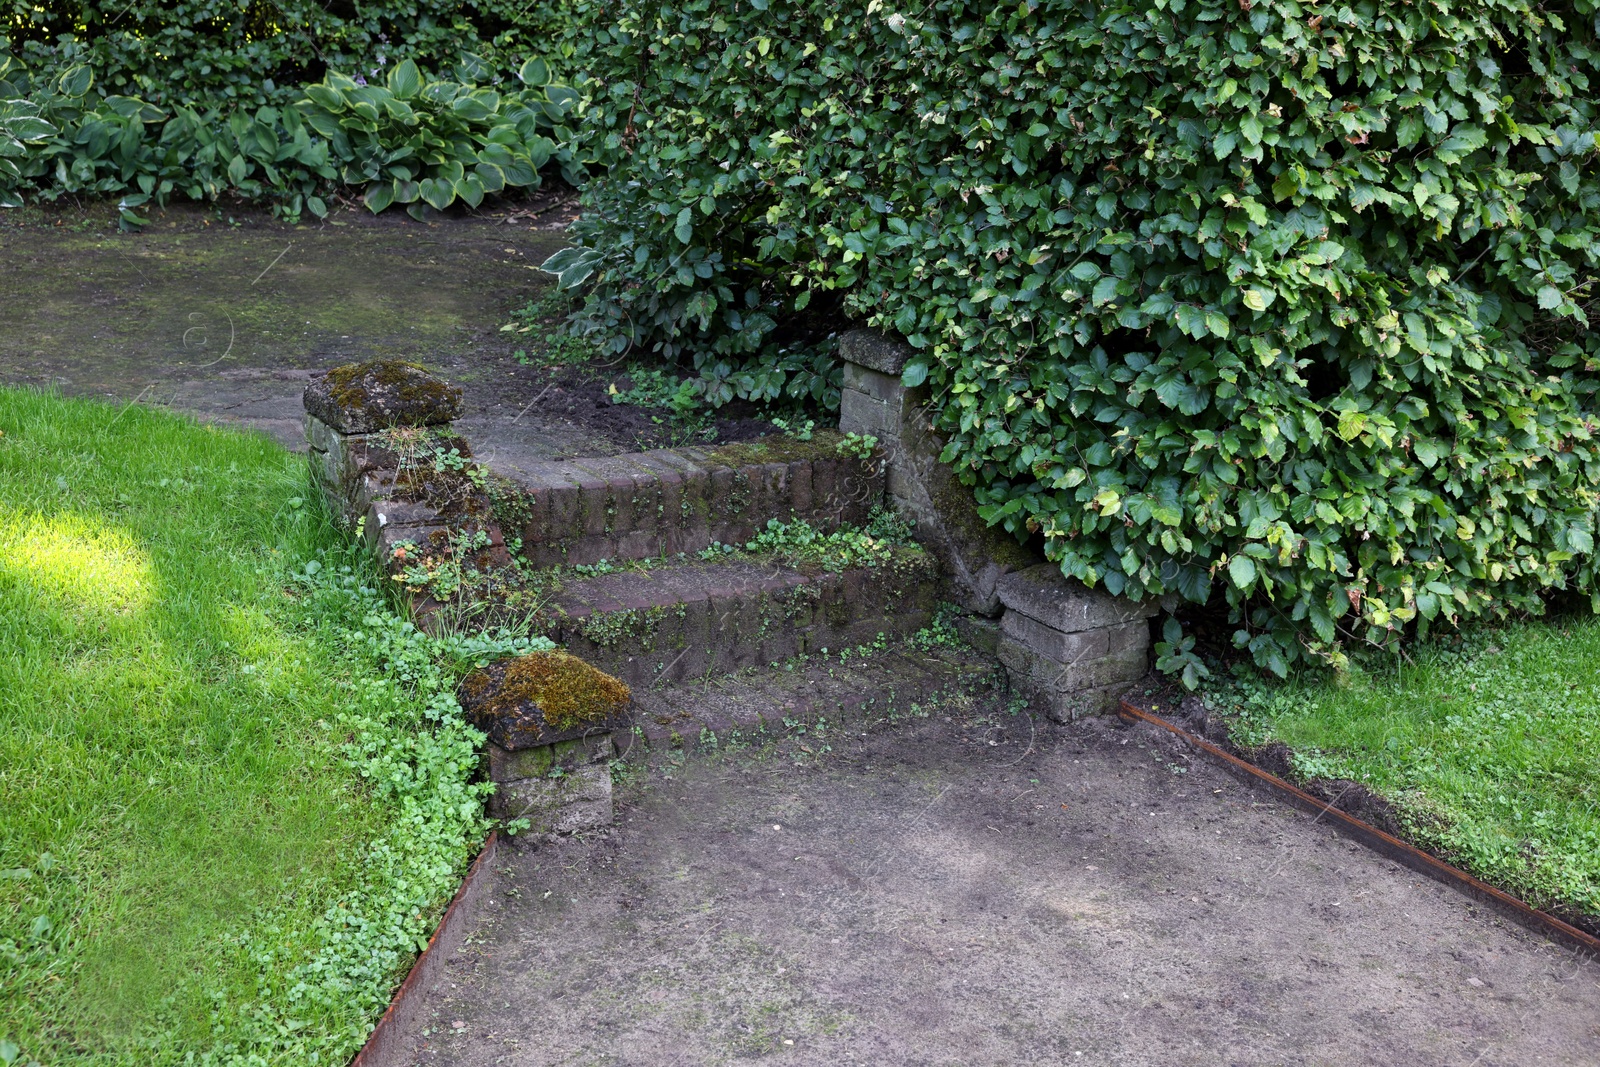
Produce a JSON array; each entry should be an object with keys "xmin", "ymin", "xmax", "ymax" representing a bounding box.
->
[{"xmin": 835, "ymin": 329, "xmax": 1159, "ymax": 718}]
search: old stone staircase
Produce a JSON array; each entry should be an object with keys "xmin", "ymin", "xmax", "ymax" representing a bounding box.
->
[{"xmin": 303, "ymin": 333, "xmax": 1162, "ymax": 832}]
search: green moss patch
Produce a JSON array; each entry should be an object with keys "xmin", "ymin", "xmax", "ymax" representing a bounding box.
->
[{"xmin": 459, "ymin": 650, "xmax": 632, "ymax": 748}]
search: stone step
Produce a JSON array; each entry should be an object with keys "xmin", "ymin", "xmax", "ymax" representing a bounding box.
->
[
  {"xmin": 616, "ymin": 643, "xmax": 1008, "ymax": 756},
  {"xmin": 536, "ymin": 551, "xmax": 939, "ymax": 689},
  {"xmin": 488, "ymin": 431, "xmax": 885, "ymax": 568}
]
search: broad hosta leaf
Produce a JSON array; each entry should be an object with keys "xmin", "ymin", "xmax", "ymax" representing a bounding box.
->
[
  {"xmin": 387, "ymin": 59, "xmax": 422, "ymax": 101},
  {"xmin": 364, "ymin": 181, "xmax": 395, "ymax": 213},
  {"xmin": 518, "ymin": 58, "xmax": 551, "ymax": 87}
]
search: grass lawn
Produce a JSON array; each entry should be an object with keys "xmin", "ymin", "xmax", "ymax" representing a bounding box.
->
[
  {"xmin": 1215, "ymin": 622, "xmax": 1600, "ymax": 924},
  {"xmin": 0, "ymin": 387, "xmax": 489, "ymax": 1063}
]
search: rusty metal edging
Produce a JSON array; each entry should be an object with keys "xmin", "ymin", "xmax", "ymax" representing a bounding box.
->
[
  {"xmin": 349, "ymin": 830, "xmax": 501, "ymax": 1067},
  {"xmin": 1117, "ymin": 699, "xmax": 1600, "ymax": 958}
]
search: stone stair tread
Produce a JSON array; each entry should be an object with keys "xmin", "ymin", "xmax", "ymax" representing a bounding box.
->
[{"xmin": 617, "ymin": 644, "xmax": 1006, "ymax": 756}]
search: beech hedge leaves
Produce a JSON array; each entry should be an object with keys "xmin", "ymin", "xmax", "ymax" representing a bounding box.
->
[{"xmin": 554, "ymin": 0, "xmax": 1600, "ymax": 675}]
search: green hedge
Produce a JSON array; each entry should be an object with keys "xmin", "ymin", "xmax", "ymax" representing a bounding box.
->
[
  {"xmin": 2, "ymin": 1, "xmax": 575, "ymax": 110},
  {"xmin": 550, "ymin": 0, "xmax": 1600, "ymax": 676}
]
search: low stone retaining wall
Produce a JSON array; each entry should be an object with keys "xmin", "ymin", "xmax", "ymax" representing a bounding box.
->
[{"xmin": 835, "ymin": 329, "xmax": 1159, "ymax": 718}]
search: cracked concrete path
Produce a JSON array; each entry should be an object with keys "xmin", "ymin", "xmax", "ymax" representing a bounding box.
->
[{"xmin": 392, "ymin": 705, "xmax": 1600, "ymax": 1067}]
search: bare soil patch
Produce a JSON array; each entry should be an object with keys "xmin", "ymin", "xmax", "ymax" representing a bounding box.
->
[{"xmin": 392, "ymin": 700, "xmax": 1600, "ymax": 1067}]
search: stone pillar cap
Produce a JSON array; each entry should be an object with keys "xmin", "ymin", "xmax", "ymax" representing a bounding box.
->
[
  {"xmin": 304, "ymin": 359, "xmax": 463, "ymax": 434},
  {"xmin": 457, "ymin": 650, "xmax": 632, "ymax": 750},
  {"xmin": 996, "ymin": 564, "xmax": 1160, "ymax": 634},
  {"xmin": 837, "ymin": 329, "xmax": 911, "ymax": 375}
]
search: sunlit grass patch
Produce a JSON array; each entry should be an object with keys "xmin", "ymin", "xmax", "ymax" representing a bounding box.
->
[{"xmin": 0, "ymin": 388, "xmax": 489, "ymax": 1064}]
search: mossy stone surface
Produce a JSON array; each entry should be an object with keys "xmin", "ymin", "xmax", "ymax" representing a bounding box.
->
[
  {"xmin": 304, "ymin": 360, "xmax": 463, "ymax": 434},
  {"xmin": 458, "ymin": 650, "xmax": 632, "ymax": 750}
]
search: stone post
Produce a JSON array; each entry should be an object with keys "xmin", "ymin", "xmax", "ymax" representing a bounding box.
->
[
  {"xmin": 302, "ymin": 358, "xmax": 465, "ymax": 526},
  {"xmin": 457, "ymin": 651, "xmax": 632, "ymax": 835},
  {"xmin": 835, "ymin": 330, "xmax": 1035, "ymax": 615}
]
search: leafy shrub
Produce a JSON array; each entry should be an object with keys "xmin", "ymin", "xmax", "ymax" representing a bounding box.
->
[
  {"xmin": 551, "ymin": 0, "xmax": 1600, "ymax": 675},
  {"xmin": 1, "ymin": 0, "xmax": 577, "ymax": 111},
  {"xmin": 300, "ymin": 57, "xmax": 582, "ymax": 218},
  {"xmin": 0, "ymin": 52, "xmax": 580, "ymax": 222}
]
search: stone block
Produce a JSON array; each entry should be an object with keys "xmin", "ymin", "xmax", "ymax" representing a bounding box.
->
[
  {"xmin": 838, "ymin": 328, "xmax": 911, "ymax": 375},
  {"xmin": 489, "ymin": 736, "xmax": 614, "ymax": 835},
  {"xmin": 839, "ymin": 388, "xmax": 896, "ymax": 437},
  {"xmin": 842, "ymin": 361, "xmax": 910, "ymax": 408},
  {"xmin": 1000, "ymin": 613, "xmax": 1150, "ymax": 665},
  {"xmin": 303, "ymin": 359, "xmax": 462, "ymax": 434},
  {"xmin": 488, "ymin": 733, "xmax": 613, "ymax": 782},
  {"xmin": 953, "ymin": 615, "xmax": 1002, "ymax": 656},
  {"xmin": 998, "ymin": 634, "xmax": 1149, "ymax": 722},
  {"xmin": 996, "ymin": 564, "xmax": 1160, "ymax": 634},
  {"xmin": 304, "ymin": 412, "xmax": 345, "ymax": 454}
]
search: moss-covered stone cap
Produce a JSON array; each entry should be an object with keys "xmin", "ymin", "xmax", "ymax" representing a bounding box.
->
[
  {"xmin": 458, "ymin": 650, "xmax": 632, "ymax": 750},
  {"xmin": 304, "ymin": 359, "xmax": 463, "ymax": 434}
]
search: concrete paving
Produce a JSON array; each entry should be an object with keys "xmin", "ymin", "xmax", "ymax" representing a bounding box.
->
[{"xmin": 0, "ymin": 203, "xmax": 618, "ymax": 461}]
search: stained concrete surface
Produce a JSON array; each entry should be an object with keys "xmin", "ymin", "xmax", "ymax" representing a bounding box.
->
[
  {"xmin": 0, "ymin": 203, "xmax": 625, "ymax": 462},
  {"xmin": 393, "ymin": 705, "xmax": 1600, "ymax": 1067}
]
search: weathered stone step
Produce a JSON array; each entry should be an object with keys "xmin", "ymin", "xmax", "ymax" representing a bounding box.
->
[
  {"xmin": 617, "ymin": 642, "xmax": 1007, "ymax": 756},
  {"xmin": 537, "ymin": 552, "xmax": 938, "ymax": 688},
  {"xmin": 490, "ymin": 431, "xmax": 885, "ymax": 568}
]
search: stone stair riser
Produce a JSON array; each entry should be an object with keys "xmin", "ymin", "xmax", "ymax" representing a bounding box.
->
[
  {"xmin": 500, "ymin": 449, "xmax": 884, "ymax": 567},
  {"xmin": 616, "ymin": 652, "xmax": 1008, "ymax": 757},
  {"xmin": 546, "ymin": 561, "xmax": 938, "ymax": 687}
]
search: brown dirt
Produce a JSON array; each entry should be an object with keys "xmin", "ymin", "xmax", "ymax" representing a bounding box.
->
[{"xmin": 390, "ymin": 695, "xmax": 1600, "ymax": 1067}]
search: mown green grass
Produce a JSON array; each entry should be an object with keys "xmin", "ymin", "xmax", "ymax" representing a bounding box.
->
[
  {"xmin": 0, "ymin": 387, "xmax": 382, "ymax": 1058},
  {"xmin": 1217, "ymin": 621, "xmax": 1600, "ymax": 920}
]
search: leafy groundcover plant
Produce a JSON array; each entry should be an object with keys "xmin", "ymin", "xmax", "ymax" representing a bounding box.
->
[
  {"xmin": 0, "ymin": 51, "xmax": 581, "ymax": 224},
  {"xmin": 549, "ymin": 0, "xmax": 1600, "ymax": 676},
  {"xmin": 0, "ymin": 387, "xmax": 524, "ymax": 1065}
]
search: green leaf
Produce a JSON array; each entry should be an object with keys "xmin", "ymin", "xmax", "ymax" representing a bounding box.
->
[
  {"xmin": 900, "ymin": 361, "xmax": 929, "ymax": 388},
  {"xmin": 1091, "ymin": 275, "xmax": 1120, "ymax": 306},
  {"xmin": 454, "ymin": 51, "xmax": 490, "ymax": 84},
  {"xmin": 419, "ymin": 177, "xmax": 455, "ymax": 211},
  {"xmin": 450, "ymin": 96, "xmax": 493, "ymax": 122},
  {"xmin": 57, "ymin": 65, "xmax": 93, "ymax": 98},
  {"xmin": 1228, "ymin": 554, "xmax": 1257, "ymax": 591},
  {"xmin": 303, "ymin": 84, "xmax": 344, "ymax": 112},
  {"xmin": 455, "ymin": 174, "xmax": 486, "ymax": 209},
  {"xmin": 674, "ymin": 206, "xmax": 694, "ymax": 244},
  {"xmin": 4, "ymin": 116, "xmax": 54, "ymax": 141},
  {"xmin": 518, "ymin": 57, "xmax": 551, "ymax": 87},
  {"xmin": 1537, "ymin": 286, "xmax": 1564, "ymax": 310},
  {"xmin": 387, "ymin": 59, "xmax": 422, "ymax": 100},
  {"xmin": 1202, "ymin": 310, "xmax": 1230, "ymax": 338},
  {"xmin": 364, "ymin": 182, "xmax": 395, "ymax": 213}
]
